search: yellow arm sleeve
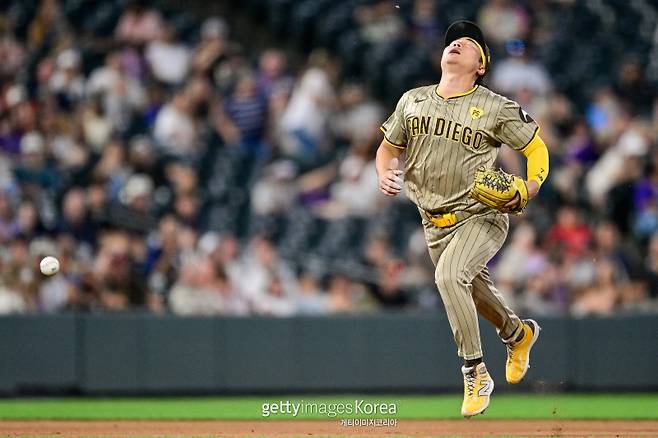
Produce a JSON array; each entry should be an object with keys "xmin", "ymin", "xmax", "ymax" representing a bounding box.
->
[{"xmin": 520, "ymin": 133, "xmax": 549, "ymax": 186}]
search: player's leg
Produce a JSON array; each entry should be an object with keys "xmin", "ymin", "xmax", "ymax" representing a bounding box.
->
[
  {"xmin": 431, "ymin": 232, "xmax": 483, "ymax": 362},
  {"xmin": 432, "ymin": 213, "xmax": 509, "ymax": 359},
  {"xmin": 432, "ymin": 239, "xmax": 492, "ymax": 418},
  {"xmin": 472, "ymin": 267, "xmax": 541, "ymax": 384},
  {"xmin": 425, "ymin": 229, "xmax": 484, "ymax": 359},
  {"xmin": 471, "ymin": 268, "xmax": 521, "ymax": 340},
  {"xmin": 428, "ymin": 212, "xmax": 507, "ymax": 417}
]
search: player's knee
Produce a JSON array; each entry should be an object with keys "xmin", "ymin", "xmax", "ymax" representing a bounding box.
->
[{"xmin": 435, "ymin": 268, "xmax": 468, "ymax": 291}]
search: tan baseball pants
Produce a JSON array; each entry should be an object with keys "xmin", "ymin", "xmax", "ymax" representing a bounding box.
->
[{"xmin": 423, "ymin": 210, "xmax": 522, "ymax": 360}]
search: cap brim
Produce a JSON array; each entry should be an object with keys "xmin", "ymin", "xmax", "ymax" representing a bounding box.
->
[{"xmin": 445, "ymin": 21, "xmax": 485, "ymax": 47}]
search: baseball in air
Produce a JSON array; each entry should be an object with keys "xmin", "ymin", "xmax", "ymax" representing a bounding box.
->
[{"xmin": 40, "ymin": 256, "xmax": 60, "ymax": 276}]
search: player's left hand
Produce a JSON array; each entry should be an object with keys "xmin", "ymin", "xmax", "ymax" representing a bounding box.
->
[
  {"xmin": 470, "ymin": 167, "xmax": 530, "ymax": 214},
  {"xmin": 501, "ymin": 180, "xmax": 539, "ymax": 212}
]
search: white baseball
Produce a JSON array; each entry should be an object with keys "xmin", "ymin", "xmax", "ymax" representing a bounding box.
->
[{"xmin": 40, "ymin": 256, "xmax": 60, "ymax": 276}]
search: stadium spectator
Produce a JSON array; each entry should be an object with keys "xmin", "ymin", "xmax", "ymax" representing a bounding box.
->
[
  {"xmin": 192, "ymin": 17, "xmax": 230, "ymax": 77},
  {"xmin": 0, "ymin": 191, "xmax": 18, "ymax": 243},
  {"xmin": 58, "ymin": 188, "xmax": 96, "ymax": 246},
  {"xmin": 0, "ymin": 246, "xmax": 28, "ymax": 314},
  {"xmin": 409, "ymin": 0, "xmax": 443, "ymax": 46},
  {"xmin": 27, "ymin": 0, "xmax": 68, "ymax": 50},
  {"xmin": 145, "ymin": 25, "xmax": 191, "ymax": 86},
  {"xmin": 615, "ymin": 56, "xmax": 655, "ymax": 115},
  {"xmin": 592, "ymin": 221, "xmax": 639, "ymax": 280},
  {"xmin": 240, "ymin": 236, "xmax": 297, "ymax": 312},
  {"xmin": 618, "ymin": 280, "xmax": 651, "ymax": 314},
  {"xmin": 145, "ymin": 215, "xmax": 181, "ymax": 300},
  {"xmin": 86, "ymin": 51, "xmax": 147, "ymax": 133},
  {"xmin": 279, "ymin": 50, "xmax": 337, "ymax": 164},
  {"xmin": 355, "ymin": 0, "xmax": 405, "ymax": 46},
  {"xmin": 4, "ymin": 237, "xmax": 37, "ymax": 311},
  {"xmin": 400, "ymin": 227, "xmax": 436, "ymax": 308},
  {"xmin": 114, "ymin": 0, "xmax": 165, "ymax": 46},
  {"xmin": 326, "ymin": 275, "xmax": 356, "ymax": 313},
  {"xmin": 361, "ymin": 235, "xmax": 410, "ymax": 307},
  {"xmin": 49, "ymin": 49, "xmax": 85, "ymax": 108},
  {"xmin": 571, "ymin": 259, "xmax": 623, "ymax": 317},
  {"xmin": 15, "ymin": 132, "xmax": 58, "ymax": 196},
  {"xmin": 14, "ymin": 201, "xmax": 40, "ymax": 241},
  {"xmin": 519, "ymin": 263, "xmax": 567, "ymax": 316},
  {"xmin": 221, "ymin": 72, "xmax": 269, "ymax": 156},
  {"xmin": 494, "ymin": 223, "xmax": 546, "ymax": 300},
  {"xmin": 0, "ymin": 27, "xmax": 25, "ymax": 81},
  {"xmin": 296, "ymin": 271, "xmax": 329, "ymax": 315},
  {"xmin": 320, "ymin": 140, "xmax": 383, "ymax": 218},
  {"xmin": 491, "ymin": 40, "xmax": 551, "ymax": 96},
  {"xmin": 95, "ymin": 231, "xmax": 151, "ymax": 311},
  {"xmin": 251, "ymin": 275, "xmax": 296, "ymax": 316},
  {"xmin": 586, "ymin": 120, "xmax": 648, "ymax": 208},
  {"xmin": 153, "ymin": 90, "xmax": 196, "ymax": 157},
  {"xmin": 80, "ymin": 98, "xmax": 113, "ymax": 153},
  {"xmin": 478, "ymin": 0, "xmax": 529, "ymax": 47},
  {"xmin": 169, "ymin": 258, "xmax": 213, "ymax": 316},
  {"xmin": 332, "ymin": 83, "xmax": 383, "ymax": 144},
  {"xmin": 208, "ymin": 232, "xmax": 244, "ymax": 289},
  {"xmin": 92, "ymin": 139, "xmax": 130, "ymax": 199},
  {"xmin": 169, "ymin": 257, "xmax": 248, "ymax": 316},
  {"xmin": 545, "ymin": 206, "xmax": 592, "ymax": 259},
  {"xmin": 250, "ymin": 160, "xmax": 298, "ymax": 216},
  {"xmin": 257, "ymin": 49, "xmax": 294, "ymax": 102},
  {"xmin": 117, "ymin": 173, "xmax": 157, "ymax": 232},
  {"xmin": 0, "ymin": 279, "xmax": 26, "ymax": 314}
]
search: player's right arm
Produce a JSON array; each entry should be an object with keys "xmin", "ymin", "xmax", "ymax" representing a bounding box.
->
[
  {"xmin": 377, "ymin": 94, "xmax": 408, "ymax": 196},
  {"xmin": 376, "ymin": 141, "xmax": 404, "ymax": 196}
]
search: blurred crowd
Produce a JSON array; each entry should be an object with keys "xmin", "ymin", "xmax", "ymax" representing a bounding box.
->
[{"xmin": 0, "ymin": 0, "xmax": 657, "ymax": 317}]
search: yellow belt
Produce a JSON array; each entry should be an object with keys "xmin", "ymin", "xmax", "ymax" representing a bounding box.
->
[{"xmin": 423, "ymin": 210, "xmax": 471, "ymax": 228}]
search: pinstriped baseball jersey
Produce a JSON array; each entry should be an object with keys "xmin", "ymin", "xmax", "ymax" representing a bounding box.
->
[{"xmin": 380, "ymin": 84, "xmax": 539, "ymax": 214}]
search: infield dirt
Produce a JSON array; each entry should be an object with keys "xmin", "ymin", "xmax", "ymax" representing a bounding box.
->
[{"xmin": 1, "ymin": 420, "xmax": 657, "ymax": 437}]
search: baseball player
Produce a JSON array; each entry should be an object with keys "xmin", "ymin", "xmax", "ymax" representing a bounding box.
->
[{"xmin": 376, "ymin": 21, "xmax": 549, "ymax": 417}]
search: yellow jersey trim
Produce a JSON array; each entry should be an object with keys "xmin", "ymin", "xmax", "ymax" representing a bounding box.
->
[
  {"xmin": 380, "ymin": 126, "xmax": 406, "ymax": 149},
  {"xmin": 435, "ymin": 85, "xmax": 479, "ymax": 100}
]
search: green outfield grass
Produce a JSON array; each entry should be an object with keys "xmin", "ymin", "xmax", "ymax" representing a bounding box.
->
[{"xmin": 0, "ymin": 394, "xmax": 656, "ymax": 420}]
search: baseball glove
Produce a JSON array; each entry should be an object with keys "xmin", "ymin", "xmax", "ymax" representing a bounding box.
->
[{"xmin": 470, "ymin": 166, "xmax": 528, "ymax": 214}]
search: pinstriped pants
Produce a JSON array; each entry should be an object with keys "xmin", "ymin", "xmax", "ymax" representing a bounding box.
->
[{"xmin": 423, "ymin": 210, "xmax": 522, "ymax": 360}]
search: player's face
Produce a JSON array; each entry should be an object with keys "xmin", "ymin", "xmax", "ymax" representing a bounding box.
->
[{"xmin": 441, "ymin": 38, "xmax": 484, "ymax": 77}]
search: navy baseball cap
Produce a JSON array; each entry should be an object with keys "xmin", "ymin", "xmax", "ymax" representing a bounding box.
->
[{"xmin": 444, "ymin": 20, "xmax": 491, "ymax": 71}]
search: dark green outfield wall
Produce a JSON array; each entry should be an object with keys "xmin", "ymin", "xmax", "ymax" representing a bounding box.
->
[{"xmin": 0, "ymin": 313, "xmax": 656, "ymax": 394}]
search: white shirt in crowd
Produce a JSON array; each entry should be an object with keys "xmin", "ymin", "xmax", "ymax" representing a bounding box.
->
[
  {"xmin": 331, "ymin": 156, "xmax": 381, "ymax": 217},
  {"xmin": 39, "ymin": 275, "xmax": 71, "ymax": 313},
  {"xmin": 153, "ymin": 103, "xmax": 196, "ymax": 156},
  {"xmin": 0, "ymin": 285, "xmax": 26, "ymax": 314},
  {"xmin": 492, "ymin": 58, "xmax": 552, "ymax": 96},
  {"xmin": 86, "ymin": 65, "xmax": 146, "ymax": 131},
  {"xmin": 145, "ymin": 41, "xmax": 191, "ymax": 85},
  {"xmin": 280, "ymin": 67, "xmax": 334, "ymax": 143},
  {"xmin": 169, "ymin": 283, "xmax": 249, "ymax": 316}
]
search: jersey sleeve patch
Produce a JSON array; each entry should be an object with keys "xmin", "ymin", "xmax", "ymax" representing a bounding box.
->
[
  {"xmin": 519, "ymin": 107, "xmax": 534, "ymax": 123},
  {"xmin": 494, "ymin": 98, "xmax": 540, "ymax": 151}
]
